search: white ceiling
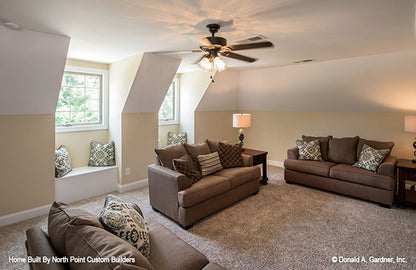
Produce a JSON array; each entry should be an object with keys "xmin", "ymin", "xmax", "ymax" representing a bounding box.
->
[{"xmin": 1, "ymin": 0, "xmax": 415, "ymax": 72}]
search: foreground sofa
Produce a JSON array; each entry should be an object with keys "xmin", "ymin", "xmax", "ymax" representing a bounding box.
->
[
  {"xmin": 284, "ymin": 136, "xmax": 397, "ymax": 206},
  {"xmin": 26, "ymin": 202, "xmax": 225, "ymax": 270},
  {"xmin": 149, "ymin": 140, "xmax": 261, "ymax": 229}
]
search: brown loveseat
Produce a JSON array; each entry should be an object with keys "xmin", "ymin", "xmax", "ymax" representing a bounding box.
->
[
  {"xmin": 148, "ymin": 140, "xmax": 261, "ymax": 229},
  {"xmin": 284, "ymin": 136, "xmax": 398, "ymax": 206},
  {"xmin": 26, "ymin": 202, "xmax": 225, "ymax": 270}
]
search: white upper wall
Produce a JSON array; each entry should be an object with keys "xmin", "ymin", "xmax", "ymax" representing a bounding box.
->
[
  {"xmin": 196, "ymin": 69, "xmax": 239, "ymax": 111},
  {"xmin": 123, "ymin": 53, "xmax": 181, "ymax": 113},
  {"xmin": 0, "ymin": 28, "xmax": 70, "ymax": 115},
  {"xmin": 238, "ymin": 50, "xmax": 416, "ymax": 112}
]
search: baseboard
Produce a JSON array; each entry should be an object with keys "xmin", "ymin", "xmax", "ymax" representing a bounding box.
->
[
  {"xmin": 267, "ymin": 160, "xmax": 284, "ymax": 168},
  {"xmin": 118, "ymin": 179, "xmax": 148, "ymax": 193},
  {"xmin": 0, "ymin": 204, "xmax": 50, "ymax": 227}
]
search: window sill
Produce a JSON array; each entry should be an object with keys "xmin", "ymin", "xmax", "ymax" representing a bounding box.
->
[
  {"xmin": 158, "ymin": 121, "xmax": 179, "ymax": 126},
  {"xmin": 56, "ymin": 124, "xmax": 108, "ymax": 133}
]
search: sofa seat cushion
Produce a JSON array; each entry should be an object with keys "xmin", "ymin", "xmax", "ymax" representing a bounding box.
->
[
  {"xmin": 178, "ymin": 175, "xmax": 231, "ymax": 207},
  {"xmin": 214, "ymin": 166, "xmax": 260, "ymax": 188},
  {"xmin": 284, "ymin": 159, "xmax": 336, "ymax": 177},
  {"xmin": 329, "ymin": 164, "xmax": 393, "ymax": 190},
  {"xmin": 148, "ymin": 221, "xmax": 208, "ymax": 270}
]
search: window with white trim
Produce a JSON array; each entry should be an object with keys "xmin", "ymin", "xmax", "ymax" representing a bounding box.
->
[
  {"xmin": 159, "ymin": 77, "xmax": 179, "ymax": 125},
  {"xmin": 55, "ymin": 66, "xmax": 108, "ymax": 132}
]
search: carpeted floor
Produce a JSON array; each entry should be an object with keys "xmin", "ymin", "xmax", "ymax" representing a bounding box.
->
[{"xmin": 1, "ymin": 166, "xmax": 415, "ymax": 270}]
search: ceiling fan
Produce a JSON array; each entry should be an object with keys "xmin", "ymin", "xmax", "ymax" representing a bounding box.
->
[{"xmin": 159, "ymin": 23, "xmax": 274, "ymax": 72}]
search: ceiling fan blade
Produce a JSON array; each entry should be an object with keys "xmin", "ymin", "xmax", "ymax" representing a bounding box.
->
[
  {"xmin": 152, "ymin": 50, "xmax": 202, "ymax": 55},
  {"xmin": 227, "ymin": 41, "xmax": 274, "ymax": 51},
  {"xmin": 221, "ymin": 52, "xmax": 257, "ymax": 63},
  {"xmin": 200, "ymin": 37, "xmax": 213, "ymax": 47}
]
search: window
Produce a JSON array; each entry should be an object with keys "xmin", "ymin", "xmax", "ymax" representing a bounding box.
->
[
  {"xmin": 159, "ymin": 77, "xmax": 179, "ymax": 125},
  {"xmin": 56, "ymin": 66, "xmax": 108, "ymax": 132}
]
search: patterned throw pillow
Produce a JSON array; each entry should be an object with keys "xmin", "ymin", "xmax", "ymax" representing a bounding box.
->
[
  {"xmin": 353, "ymin": 144, "xmax": 390, "ymax": 172},
  {"xmin": 168, "ymin": 132, "xmax": 187, "ymax": 145},
  {"xmin": 296, "ymin": 139, "xmax": 323, "ymax": 161},
  {"xmin": 198, "ymin": 152, "xmax": 223, "ymax": 176},
  {"xmin": 55, "ymin": 145, "xmax": 72, "ymax": 178},
  {"xmin": 218, "ymin": 142, "xmax": 244, "ymax": 168},
  {"xmin": 173, "ymin": 154, "xmax": 202, "ymax": 184},
  {"xmin": 99, "ymin": 194, "xmax": 150, "ymax": 259},
  {"xmin": 88, "ymin": 141, "xmax": 116, "ymax": 166}
]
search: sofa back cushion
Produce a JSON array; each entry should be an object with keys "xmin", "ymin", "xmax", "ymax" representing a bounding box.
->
[
  {"xmin": 48, "ymin": 201, "xmax": 103, "ymax": 256},
  {"xmin": 302, "ymin": 135, "xmax": 333, "ymax": 161},
  {"xmin": 154, "ymin": 143, "xmax": 187, "ymax": 170},
  {"xmin": 327, "ymin": 136, "xmax": 359, "ymax": 165},
  {"xmin": 66, "ymin": 224, "xmax": 153, "ymax": 270},
  {"xmin": 356, "ymin": 138, "xmax": 394, "ymax": 160},
  {"xmin": 184, "ymin": 143, "xmax": 211, "ymax": 166}
]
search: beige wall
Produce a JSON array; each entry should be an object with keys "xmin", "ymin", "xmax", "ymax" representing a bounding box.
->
[
  {"xmin": 243, "ymin": 111, "xmax": 416, "ymax": 162},
  {"xmin": 195, "ymin": 111, "xmax": 239, "ymax": 144},
  {"xmin": 158, "ymin": 124, "xmax": 179, "ymax": 147},
  {"xmin": 66, "ymin": 59, "xmax": 109, "ymax": 70},
  {"xmin": 0, "ymin": 115, "xmax": 55, "ymax": 216},
  {"xmin": 55, "ymin": 130, "xmax": 109, "ymax": 168},
  {"xmin": 122, "ymin": 113, "xmax": 158, "ymax": 184}
]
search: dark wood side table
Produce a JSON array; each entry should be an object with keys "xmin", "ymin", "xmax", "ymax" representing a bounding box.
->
[
  {"xmin": 243, "ymin": 148, "xmax": 268, "ymax": 185},
  {"xmin": 397, "ymin": 159, "xmax": 416, "ymax": 208}
]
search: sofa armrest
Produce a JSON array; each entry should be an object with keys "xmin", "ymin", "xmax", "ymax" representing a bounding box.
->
[
  {"xmin": 287, "ymin": 147, "xmax": 299, "ymax": 160},
  {"xmin": 377, "ymin": 155, "xmax": 398, "ymax": 178},
  {"xmin": 242, "ymin": 153, "xmax": 253, "ymax": 167},
  {"xmin": 26, "ymin": 227, "xmax": 68, "ymax": 270},
  {"xmin": 148, "ymin": 164, "xmax": 192, "ymax": 221}
]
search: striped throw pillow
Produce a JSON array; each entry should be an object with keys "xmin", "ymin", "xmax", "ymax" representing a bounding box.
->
[{"xmin": 198, "ymin": 152, "xmax": 223, "ymax": 176}]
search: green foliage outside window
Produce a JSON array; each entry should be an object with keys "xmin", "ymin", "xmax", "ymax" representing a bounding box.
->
[{"xmin": 56, "ymin": 72, "xmax": 101, "ymax": 126}]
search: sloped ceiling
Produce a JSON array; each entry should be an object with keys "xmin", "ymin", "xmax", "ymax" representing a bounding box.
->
[
  {"xmin": 1, "ymin": 0, "xmax": 415, "ymax": 72},
  {"xmin": 238, "ymin": 50, "xmax": 416, "ymax": 112},
  {"xmin": 123, "ymin": 53, "xmax": 181, "ymax": 113},
  {"xmin": 0, "ymin": 28, "xmax": 70, "ymax": 114}
]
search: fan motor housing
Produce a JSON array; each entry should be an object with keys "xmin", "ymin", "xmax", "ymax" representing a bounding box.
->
[{"xmin": 206, "ymin": 36, "xmax": 227, "ymax": 46}]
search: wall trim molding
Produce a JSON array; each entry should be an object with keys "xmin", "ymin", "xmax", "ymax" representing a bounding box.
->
[
  {"xmin": 268, "ymin": 160, "xmax": 284, "ymax": 168},
  {"xmin": 0, "ymin": 204, "xmax": 50, "ymax": 227},
  {"xmin": 118, "ymin": 179, "xmax": 148, "ymax": 193}
]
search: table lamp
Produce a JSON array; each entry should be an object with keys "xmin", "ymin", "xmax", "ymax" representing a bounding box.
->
[
  {"xmin": 233, "ymin": 113, "xmax": 251, "ymax": 147},
  {"xmin": 404, "ymin": 116, "xmax": 416, "ymax": 163}
]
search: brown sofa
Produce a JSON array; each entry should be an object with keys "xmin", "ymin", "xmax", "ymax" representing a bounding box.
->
[
  {"xmin": 148, "ymin": 140, "xmax": 261, "ymax": 229},
  {"xmin": 284, "ymin": 136, "xmax": 398, "ymax": 206},
  {"xmin": 26, "ymin": 202, "xmax": 225, "ymax": 270}
]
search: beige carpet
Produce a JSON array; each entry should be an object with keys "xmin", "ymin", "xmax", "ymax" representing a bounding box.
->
[{"xmin": 1, "ymin": 166, "xmax": 416, "ymax": 270}]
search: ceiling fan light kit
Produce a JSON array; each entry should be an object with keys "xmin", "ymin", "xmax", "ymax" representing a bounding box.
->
[{"xmin": 197, "ymin": 54, "xmax": 228, "ymax": 72}]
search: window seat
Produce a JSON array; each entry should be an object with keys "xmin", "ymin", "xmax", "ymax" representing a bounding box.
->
[{"xmin": 55, "ymin": 166, "xmax": 118, "ymax": 203}]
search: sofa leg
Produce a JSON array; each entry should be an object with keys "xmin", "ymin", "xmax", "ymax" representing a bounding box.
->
[
  {"xmin": 252, "ymin": 191, "xmax": 259, "ymax": 196},
  {"xmin": 181, "ymin": 223, "xmax": 194, "ymax": 230},
  {"xmin": 379, "ymin": 203, "xmax": 391, "ymax": 208},
  {"xmin": 151, "ymin": 207, "xmax": 159, "ymax": 213}
]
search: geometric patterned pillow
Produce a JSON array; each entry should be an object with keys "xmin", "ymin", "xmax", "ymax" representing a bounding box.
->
[
  {"xmin": 218, "ymin": 142, "xmax": 243, "ymax": 168},
  {"xmin": 296, "ymin": 139, "xmax": 323, "ymax": 161},
  {"xmin": 88, "ymin": 141, "xmax": 116, "ymax": 167},
  {"xmin": 55, "ymin": 145, "xmax": 72, "ymax": 178},
  {"xmin": 353, "ymin": 144, "xmax": 390, "ymax": 172},
  {"xmin": 173, "ymin": 154, "xmax": 202, "ymax": 185},
  {"xmin": 99, "ymin": 194, "xmax": 150, "ymax": 259},
  {"xmin": 168, "ymin": 132, "xmax": 187, "ymax": 145}
]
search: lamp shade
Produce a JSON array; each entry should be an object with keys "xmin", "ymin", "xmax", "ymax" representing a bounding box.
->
[
  {"xmin": 405, "ymin": 116, "xmax": 416, "ymax": 132},
  {"xmin": 233, "ymin": 114, "xmax": 251, "ymax": 128}
]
